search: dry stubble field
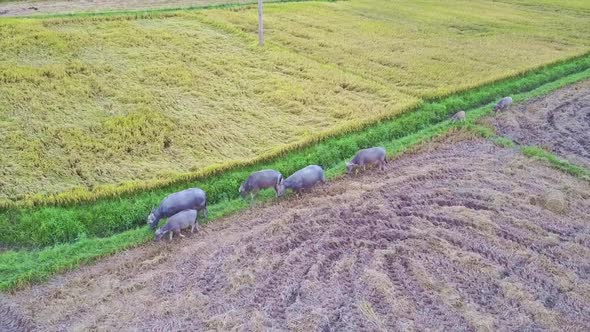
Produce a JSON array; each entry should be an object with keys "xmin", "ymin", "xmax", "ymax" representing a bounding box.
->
[
  {"xmin": 492, "ymin": 80, "xmax": 590, "ymax": 168},
  {"xmin": 2, "ymin": 83, "xmax": 590, "ymax": 331}
]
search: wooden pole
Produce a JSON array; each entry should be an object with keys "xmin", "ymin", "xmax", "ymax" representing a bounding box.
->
[{"xmin": 258, "ymin": 0, "xmax": 264, "ymax": 46}]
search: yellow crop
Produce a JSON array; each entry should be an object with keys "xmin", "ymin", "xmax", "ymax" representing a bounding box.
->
[{"xmin": 0, "ymin": 0, "xmax": 588, "ymax": 201}]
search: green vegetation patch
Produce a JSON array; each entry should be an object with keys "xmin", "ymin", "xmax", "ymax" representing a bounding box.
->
[
  {"xmin": 521, "ymin": 146, "xmax": 590, "ymax": 181},
  {"xmin": 0, "ymin": 197, "xmax": 248, "ymax": 291}
]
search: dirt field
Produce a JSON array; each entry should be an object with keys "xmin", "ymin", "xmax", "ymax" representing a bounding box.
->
[
  {"xmin": 493, "ymin": 80, "xmax": 590, "ymax": 168},
  {"xmin": 0, "ymin": 0, "xmax": 247, "ymax": 16},
  {"xmin": 3, "ymin": 134, "xmax": 590, "ymax": 331}
]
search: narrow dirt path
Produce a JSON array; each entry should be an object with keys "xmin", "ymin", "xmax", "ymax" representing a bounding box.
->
[
  {"xmin": 3, "ymin": 133, "xmax": 590, "ymax": 331},
  {"xmin": 0, "ymin": 0, "xmax": 248, "ymax": 17},
  {"xmin": 492, "ymin": 79, "xmax": 590, "ymax": 168}
]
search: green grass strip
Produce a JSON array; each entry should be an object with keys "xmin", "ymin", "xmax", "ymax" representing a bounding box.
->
[
  {"xmin": 467, "ymin": 124, "xmax": 590, "ymax": 182},
  {"xmin": 0, "ymin": 122, "xmax": 449, "ymax": 292},
  {"xmin": 482, "ymin": 132, "xmax": 590, "ymax": 181},
  {"xmin": 0, "ymin": 198, "xmax": 249, "ymax": 291},
  {"xmin": 520, "ymin": 147, "xmax": 590, "ymax": 181},
  {"xmin": 1, "ymin": 52, "xmax": 589, "ymax": 249},
  {"xmin": 2, "ymin": 66, "xmax": 590, "ymax": 292},
  {"xmin": 0, "ymin": 228, "xmax": 151, "ymax": 291}
]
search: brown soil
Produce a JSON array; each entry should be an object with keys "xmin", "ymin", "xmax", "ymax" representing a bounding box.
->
[
  {"xmin": 0, "ymin": 296, "xmax": 35, "ymax": 332},
  {"xmin": 0, "ymin": 0, "xmax": 249, "ymax": 17},
  {"xmin": 492, "ymin": 79, "xmax": 590, "ymax": 168},
  {"xmin": 4, "ymin": 135, "xmax": 590, "ymax": 331}
]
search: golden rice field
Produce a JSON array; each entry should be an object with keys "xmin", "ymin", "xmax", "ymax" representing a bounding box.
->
[{"xmin": 0, "ymin": 0, "xmax": 589, "ymax": 200}]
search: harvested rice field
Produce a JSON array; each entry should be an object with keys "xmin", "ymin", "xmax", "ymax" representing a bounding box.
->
[
  {"xmin": 492, "ymin": 79, "xmax": 590, "ymax": 168},
  {"xmin": 2, "ymin": 133, "xmax": 590, "ymax": 331},
  {"xmin": 1, "ymin": 0, "xmax": 589, "ymax": 200}
]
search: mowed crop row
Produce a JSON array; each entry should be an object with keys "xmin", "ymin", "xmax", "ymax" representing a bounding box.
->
[{"xmin": 1, "ymin": 0, "xmax": 589, "ymax": 203}]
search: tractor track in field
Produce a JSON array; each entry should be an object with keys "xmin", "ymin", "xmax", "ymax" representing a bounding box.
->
[{"xmin": 2, "ymin": 130, "xmax": 590, "ymax": 331}]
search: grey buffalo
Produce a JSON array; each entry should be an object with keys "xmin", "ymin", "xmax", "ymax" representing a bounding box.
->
[
  {"xmin": 147, "ymin": 188, "xmax": 207, "ymax": 230},
  {"xmin": 450, "ymin": 110, "xmax": 465, "ymax": 122},
  {"xmin": 278, "ymin": 165, "xmax": 325, "ymax": 196},
  {"xmin": 494, "ymin": 96, "xmax": 513, "ymax": 112},
  {"xmin": 239, "ymin": 169, "xmax": 283, "ymax": 205},
  {"xmin": 346, "ymin": 147, "xmax": 387, "ymax": 174},
  {"xmin": 154, "ymin": 209, "xmax": 198, "ymax": 241}
]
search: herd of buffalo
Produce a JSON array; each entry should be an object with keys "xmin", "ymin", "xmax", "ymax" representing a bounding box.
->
[{"xmin": 148, "ymin": 96, "xmax": 513, "ymax": 241}]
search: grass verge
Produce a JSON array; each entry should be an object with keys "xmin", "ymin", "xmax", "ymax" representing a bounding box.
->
[
  {"xmin": 469, "ymin": 127, "xmax": 590, "ymax": 182},
  {"xmin": 0, "ymin": 198, "xmax": 248, "ymax": 291},
  {"xmin": 520, "ymin": 147, "xmax": 590, "ymax": 181},
  {"xmin": 477, "ymin": 129, "xmax": 590, "ymax": 182},
  {"xmin": 2, "ymin": 64, "xmax": 590, "ymax": 292}
]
